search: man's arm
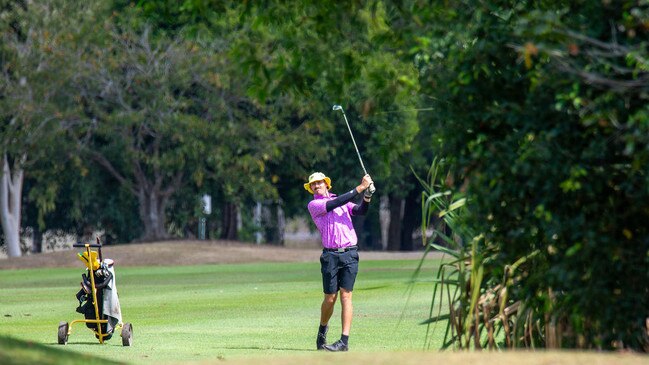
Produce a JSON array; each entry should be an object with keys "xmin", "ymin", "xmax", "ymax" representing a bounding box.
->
[
  {"xmin": 351, "ymin": 179, "xmax": 375, "ymax": 215},
  {"xmin": 325, "ymin": 174, "xmax": 374, "ymax": 212},
  {"xmin": 351, "ymin": 198, "xmax": 369, "ymax": 216},
  {"xmin": 325, "ymin": 189, "xmax": 359, "ymax": 212}
]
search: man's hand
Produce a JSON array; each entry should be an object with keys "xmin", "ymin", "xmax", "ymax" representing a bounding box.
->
[
  {"xmin": 364, "ymin": 183, "xmax": 376, "ymax": 198},
  {"xmin": 356, "ymin": 174, "xmax": 374, "ymax": 195},
  {"xmin": 360, "ymin": 174, "xmax": 373, "ymax": 189},
  {"xmin": 360, "ymin": 175, "xmax": 375, "ymax": 199}
]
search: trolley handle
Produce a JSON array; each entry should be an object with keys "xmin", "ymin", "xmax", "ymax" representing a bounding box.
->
[
  {"xmin": 73, "ymin": 243, "xmax": 102, "ymax": 248},
  {"xmin": 75, "ymin": 236, "xmax": 104, "ymax": 262}
]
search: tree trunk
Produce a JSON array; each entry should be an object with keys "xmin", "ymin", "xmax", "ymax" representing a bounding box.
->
[
  {"xmin": 0, "ymin": 153, "xmax": 25, "ymax": 257},
  {"xmin": 220, "ymin": 202, "xmax": 238, "ymax": 240},
  {"xmin": 262, "ymin": 200, "xmax": 286, "ymax": 245},
  {"xmin": 400, "ymin": 187, "xmax": 421, "ymax": 251},
  {"xmin": 379, "ymin": 195, "xmax": 390, "ymax": 250},
  {"xmin": 354, "ymin": 208, "xmax": 381, "ymax": 250},
  {"xmin": 31, "ymin": 226, "xmax": 43, "ymax": 253},
  {"xmin": 137, "ymin": 188, "xmax": 169, "ymax": 241},
  {"xmin": 273, "ymin": 200, "xmax": 285, "ymax": 245},
  {"xmin": 253, "ymin": 201, "xmax": 262, "ymax": 243},
  {"xmin": 386, "ymin": 194, "xmax": 403, "ymax": 251},
  {"xmin": 90, "ymin": 148, "xmax": 183, "ymax": 242}
]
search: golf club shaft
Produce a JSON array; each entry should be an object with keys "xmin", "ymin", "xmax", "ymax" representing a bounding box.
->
[{"xmin": 337, "ymin": 108, "xmax": 368, "ymax": 176}]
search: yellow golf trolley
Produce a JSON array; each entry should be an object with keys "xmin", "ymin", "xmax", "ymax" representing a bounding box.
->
[{"xmin": 57, "ymin": 238, "xmax": 133, "ymax": 346}]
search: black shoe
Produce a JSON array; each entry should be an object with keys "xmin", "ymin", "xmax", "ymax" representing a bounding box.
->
[
  {"xmin": 316, "ymin": 332, "xmax": 327, "ymax": 350},
  {"xmin": 323, "ymin": 339, "xmax": 348, "ymax": 352}
]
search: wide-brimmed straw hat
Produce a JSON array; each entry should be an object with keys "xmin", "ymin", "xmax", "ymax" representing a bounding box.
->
[{"xmin": 304, "ymin": 172, "xmax": 332, "ymax": 194}]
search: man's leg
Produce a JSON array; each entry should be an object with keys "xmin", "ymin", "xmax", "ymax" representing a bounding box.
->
[
  {"xmin": 339, "ymin": 288, "xmax": 353, "ymax": 335},
  {"xmin": 323, "ymin": 288, "xmax": 352, "ymax": 351},
  {"xmin": 317, "ymin": 293, "xmax": 337, "ymax": 350},
  {"xmin": 323, "ymin": 249, "xmax": 357, "ymax": 352},
  {"xmin": 318, "ymin": 248, "xmax": 338, "ymax": 350},
  {"xmin": 321, "ymin": 293, "xmax": 337, "ymax": 326}
]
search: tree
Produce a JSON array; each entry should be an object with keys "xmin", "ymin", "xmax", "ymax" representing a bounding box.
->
[
  {"xmin": 72, "ymin": 6, "xmax": 309, "ymax": 241},
  {"xmin": 228, "ymin": 1, "xmax": 422, "ymax": 248},
  {"xmin": 110, "ymin": 1, "xmax": 424, "ymax": 248},
  {"xmin": 70, "ymin": 23, "xmax": 219, "ymax": 240},
  {"xmin": 403, "ymin": 0, "xmax": 648, "ymax": 351},
  {"xmin": 0, "ymin": 153, "xmax": 24, "ymax": 257},
  {"xmin": 23, "ymin": 151, "xmax": 144, "ymax": 249},
  {"xmin": 0, "ymin": 0, "xmax": 90, "ymax": 256}
]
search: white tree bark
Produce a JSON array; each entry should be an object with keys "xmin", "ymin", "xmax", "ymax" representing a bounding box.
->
[
  {"xmin": 379, "ymin": 195, "xmax": 390, "ymax": 250},
  {"xmin": 1, "ymin": 153, "xmax": 25, "ymax": 257}
]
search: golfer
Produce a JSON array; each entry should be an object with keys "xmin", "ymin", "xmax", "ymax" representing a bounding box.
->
[{"xmin": 305, "ymin": 171, "xmax": 374, "ymax": 352}]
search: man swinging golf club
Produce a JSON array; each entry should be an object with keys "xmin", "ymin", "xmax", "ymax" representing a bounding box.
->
[{"xmin": 305, "ymin": 171, "xmax": 375, "ymax": 352}]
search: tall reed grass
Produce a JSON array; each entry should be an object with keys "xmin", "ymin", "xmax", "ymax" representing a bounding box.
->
[{"xmin": 414, "ymin": 159, "xmax": 544, "ymax": 350}]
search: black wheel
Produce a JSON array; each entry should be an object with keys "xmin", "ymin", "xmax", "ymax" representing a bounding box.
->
[
  {"xmin": 57, "ymin": 321, "xmax": 69, "ymax": 345},
  {"xmin": 121, "ymin": 323, "xmax": 133, "ymax": 346}
]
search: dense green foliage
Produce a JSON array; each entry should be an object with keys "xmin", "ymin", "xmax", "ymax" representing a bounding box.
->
[
  {"xmin": 404, "ymin": 0, "xmax": 648, "ymax": 352},
  {"xmin": 1, "ymin": 0, "xmax": 423, "ymax": 249}
]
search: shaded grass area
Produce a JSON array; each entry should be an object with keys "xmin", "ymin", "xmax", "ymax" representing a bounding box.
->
[
  {"xmin": 0, "ymin": 258, "xmax": 441, "ymax": 364},
  {"xmin": 0, "ymin": 334, "xmax": 123, "ymax": 365}
]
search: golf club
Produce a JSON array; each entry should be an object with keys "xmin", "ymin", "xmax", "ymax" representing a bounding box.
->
[{"xmin": 332, "ymin": 104, "xmax": 375, "ymax": 194}]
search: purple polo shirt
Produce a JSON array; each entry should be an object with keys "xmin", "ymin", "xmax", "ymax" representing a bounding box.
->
[{"xmin": 308, "ymin": 193, "xmax": 358, "ymax": 249}]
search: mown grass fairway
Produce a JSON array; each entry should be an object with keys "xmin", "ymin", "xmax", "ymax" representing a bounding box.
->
[{"xmin": 0, "ymin": 258, "xmax": 440, "ymax": 364}]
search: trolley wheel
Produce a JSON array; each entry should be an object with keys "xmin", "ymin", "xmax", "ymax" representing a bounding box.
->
[
  {"xmin": 57, "ymin": 321, "xmax": 69, "ymax": 345},
  {"xmin": 121, "ymin": 323, "xmax": 133, "ymax": 346}
]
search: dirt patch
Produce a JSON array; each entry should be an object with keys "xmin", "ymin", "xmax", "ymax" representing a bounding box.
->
[{"xmin": 0, "ymin": 240, "xmax": 432, "ymax": 270}]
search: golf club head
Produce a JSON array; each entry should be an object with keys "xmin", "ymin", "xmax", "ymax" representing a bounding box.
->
[{"xmin": 332, "ymin": 104, "xmax": 343, "ymax": 111}]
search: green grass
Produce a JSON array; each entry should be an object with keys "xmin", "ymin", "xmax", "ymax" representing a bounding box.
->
[
  {"xmin": 0, "ymin": 258, "xmax": 442, "ymax": 364},
  {"xmin": 0, "ymin": 335, "xmax": 123, "ymax": 365}
]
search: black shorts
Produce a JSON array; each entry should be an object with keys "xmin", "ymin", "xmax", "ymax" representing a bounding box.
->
[{"xmin": 320, "ymin": 248, "xmax": 359, "ymax": 294}]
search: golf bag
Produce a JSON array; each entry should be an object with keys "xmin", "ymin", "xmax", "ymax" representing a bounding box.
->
[
  {"xmin": 58, "ymin": 241, "xmax": 132, "ymax": 346},
  {"xmin": 75, "ymin": 258, "xmax": 121, "ymax": 339}
]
